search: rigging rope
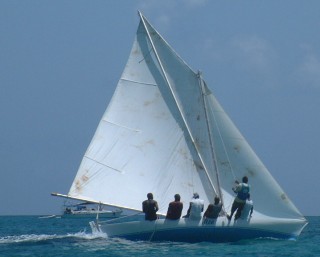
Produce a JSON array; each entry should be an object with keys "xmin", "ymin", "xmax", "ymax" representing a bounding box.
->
[{"xmin": 149, "ymin": 218, "xmax": 158, "ymax": 242}]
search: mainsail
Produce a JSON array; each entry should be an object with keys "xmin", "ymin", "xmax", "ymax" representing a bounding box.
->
[{"xmin": 66, "ymin": 12, "xmax": 304, "ymax": 221}]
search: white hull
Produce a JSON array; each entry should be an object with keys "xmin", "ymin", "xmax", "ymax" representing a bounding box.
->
[
  {"xmin": 64, "ymin": 210, "xmax": 122, "ymax": 219},
  {"xmin": 91, "ymin": 216, "xmax": 307, "ymax": 243}
]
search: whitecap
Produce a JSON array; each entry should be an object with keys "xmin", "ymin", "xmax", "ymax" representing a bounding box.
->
[{"xmin": 0, "ymin": 230, "xmax": 107, "ymax": 244}]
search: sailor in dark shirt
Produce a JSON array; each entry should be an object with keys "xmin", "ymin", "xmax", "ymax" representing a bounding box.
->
[
  {"xmin": 142, "ymin": 193, "xmax": 159, "ymax": 221},
  {"xmin": 166, "ymin": 194, "xmax": 183, "ymax": 220},
  {"xmin": 204, "ymin": 196, "xmax": 222, "ymax": 219}
]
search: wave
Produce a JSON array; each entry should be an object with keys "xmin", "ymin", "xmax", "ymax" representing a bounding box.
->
[{"xmin": 0, "ymin": 230, "xmax": 108, "ymax": 244}]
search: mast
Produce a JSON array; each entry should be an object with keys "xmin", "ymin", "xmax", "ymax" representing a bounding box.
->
[
  {"xmin": 138, "ymin": 12, "xmax": 218, "ymax": 197},
  {"xmin": 197, "ymin": 72, "xmax": 224, "ymax": 206}
]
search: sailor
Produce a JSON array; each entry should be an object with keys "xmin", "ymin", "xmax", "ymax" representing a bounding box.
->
[
  {"xmin": 166, "ymin": 194, "xmax": 183, "ymax": 220},
  {"xmin": 241, "ymin": 193, "xmax": 254, "ymax": 220},
  {"xmin": 227, "ymin": 176, "xmax": 250, "ymax": 221},
  {"xmin": 203, "ymin": 196, "xmax": 222, "ymax": 219},
  {"xmin": 142, "ymin": 193, "xmax": 159, "ymax": 221},
  {"xmin": 183, "ymin": 193, "xmax": 204, "ymax": 219}
]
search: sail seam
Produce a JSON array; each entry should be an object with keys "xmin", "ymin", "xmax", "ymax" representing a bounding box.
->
[
  {"xmin": 100, "ymin": 119, "xmax": 141, "ymax": 132},
  {"xmin": 83, "ymin": 155, "xmax": 124, "ymax": 173},
  {"xmin": 120, "ymin": 78, "xmax": 157, "ymax": 87}
]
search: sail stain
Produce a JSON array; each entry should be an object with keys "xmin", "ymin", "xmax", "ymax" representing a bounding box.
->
[
  {"xmin": 75, "ymin": 180, "xmax": 82, "ymax": 192},
  {"xmin": 75, "ymin": 172, "xmax": 90, "ymax": 193},
  {"xmin": 219, "ymin": 161, "xmax": 230, "ymax": 167},
  {"xmin": 233, "ymin": 145, "xmax": 240, "ymax": 153},
  {"xmin": 82, "ymin": 174, "xmax": 89, "ymax": 182},
  {"xmin": 144, "ymin": 100, "xmax": 153, "ymax": 106},
  {"xmin": 194, "ymin": 160, "xmax": 204, "ymax": 170},
  {"xmin": 129, "ymin": 72, "xmax": 136, "ymax": 78},
  {"xmin": 144, "ymin": 91, "xmax": 161, "ymax": 107},
  {"xmin": 154, "ymin": 111, "xmax": 169, "ymax": 120},
  {"xmin": 281, "ymin": 193, "xmax": 287, "ymax": 201},
  {"xmin": 132, "ymin": 48, "xmax": 140, "ymax": 55},
  {"xmin": 187, "ymin": 182, "xmax": 194, "ymax": 187},
  {"xmin": 133, "ymin": 139, "xmax": 156, "ymax": 153},
  {"xmin": 146, "ymin": 139, "xmax": 155, "ymax": 145},
  {"xmin": 246, "ymin": 168, "xmax": 256, "ymax": 177},
  {"xmin": 178, "ymin": 148, "xmax": 188, "ymax": 159}
]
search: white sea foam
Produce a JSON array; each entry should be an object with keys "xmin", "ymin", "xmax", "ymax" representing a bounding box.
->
[
  {"xmin": 0, "ymin": 234, "xmax": 60, "ymax": 244},
  {"xmin": 0, "ymin": 231, "xmax": 107, "ymax": 244}
]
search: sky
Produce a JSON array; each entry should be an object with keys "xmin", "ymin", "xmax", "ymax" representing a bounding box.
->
[{"xmin": 0, "ymin": 0, "xmax": 319, "ymax": 216}]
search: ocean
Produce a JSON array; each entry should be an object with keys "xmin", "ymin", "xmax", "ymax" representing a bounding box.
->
[{"xmin": 0, "ymin": 215, "xmax": 318, "ymax": 257}]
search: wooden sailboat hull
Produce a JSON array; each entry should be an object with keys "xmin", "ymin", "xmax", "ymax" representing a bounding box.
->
[{"xmin": 91, "ymin": 216, "xmax": 307, "ymax": 243}]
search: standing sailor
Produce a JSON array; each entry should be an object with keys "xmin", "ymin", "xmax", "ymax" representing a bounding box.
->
[{"xmin": 227, "ymin": 176, "xmax": 250, "ymax": 221}]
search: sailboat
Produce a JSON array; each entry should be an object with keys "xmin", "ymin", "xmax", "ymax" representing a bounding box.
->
[
  {"xmin": 52, "ymin": 12, "xmax": 307, "ymax": 243},
  {"xmin": 62, "ymin": 202, "xmax": 122, "ymax": 219}
]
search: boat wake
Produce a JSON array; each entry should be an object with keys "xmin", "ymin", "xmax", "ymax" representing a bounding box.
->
[{"xmin": 0, "ymin": 231, "xmax": 108, "ymax": 244}]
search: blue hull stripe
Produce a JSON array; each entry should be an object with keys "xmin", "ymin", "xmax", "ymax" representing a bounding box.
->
[{"xmin": 116, "ymin": 226, "xmax": 295, "ymax": 243}]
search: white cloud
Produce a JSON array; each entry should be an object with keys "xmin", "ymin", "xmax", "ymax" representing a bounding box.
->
[
  {"xmin": 230, "ymin": 36, "xmax": 276, "ymax": 72},
  {"xmin": 137, "ymin": 0, "xmax": 177, "ymax": 12},
  {"xmin": 137, "ymin": 0, "xmax": 207, "ymax": 10},
  {"xmin": 298, "ymin": 53, "xmax": 320, "ymax": 88},
  {"xmin": 184, "ymin": 0, "xmax": 208, "ymax": 8},
  {"xmin": 156, "ymin": 14, "xmax": 171, "ymax": 27},
  {"xmin": 136, "ymin": 0, "xmax": 208, "ymax": 30},
  {"xmin": 197, "ymin": 35, "xmax": 281, "ymax": 89}
]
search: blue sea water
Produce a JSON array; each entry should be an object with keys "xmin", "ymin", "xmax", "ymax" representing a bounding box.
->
[{"xmin": 0, "ymin": 215, "xmax": 318, "ymax": 257}]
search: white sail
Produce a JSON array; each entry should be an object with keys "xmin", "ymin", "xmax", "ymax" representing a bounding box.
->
[
  {"xmin": 67, "ymin": 16, "xmax": 216, "ymax": 214},
  {"xmin": 66, "ymin": 12, "xmax": 304, "ymax": 223},
  {"xmin": 203, "ymin": 85, "xmax": 303, "ymax": 219}
]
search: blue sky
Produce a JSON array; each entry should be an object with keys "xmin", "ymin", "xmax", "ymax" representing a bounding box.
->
[{"xmin": 1, "ymin": 0, "xmax": 319, "ymax": 216}]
